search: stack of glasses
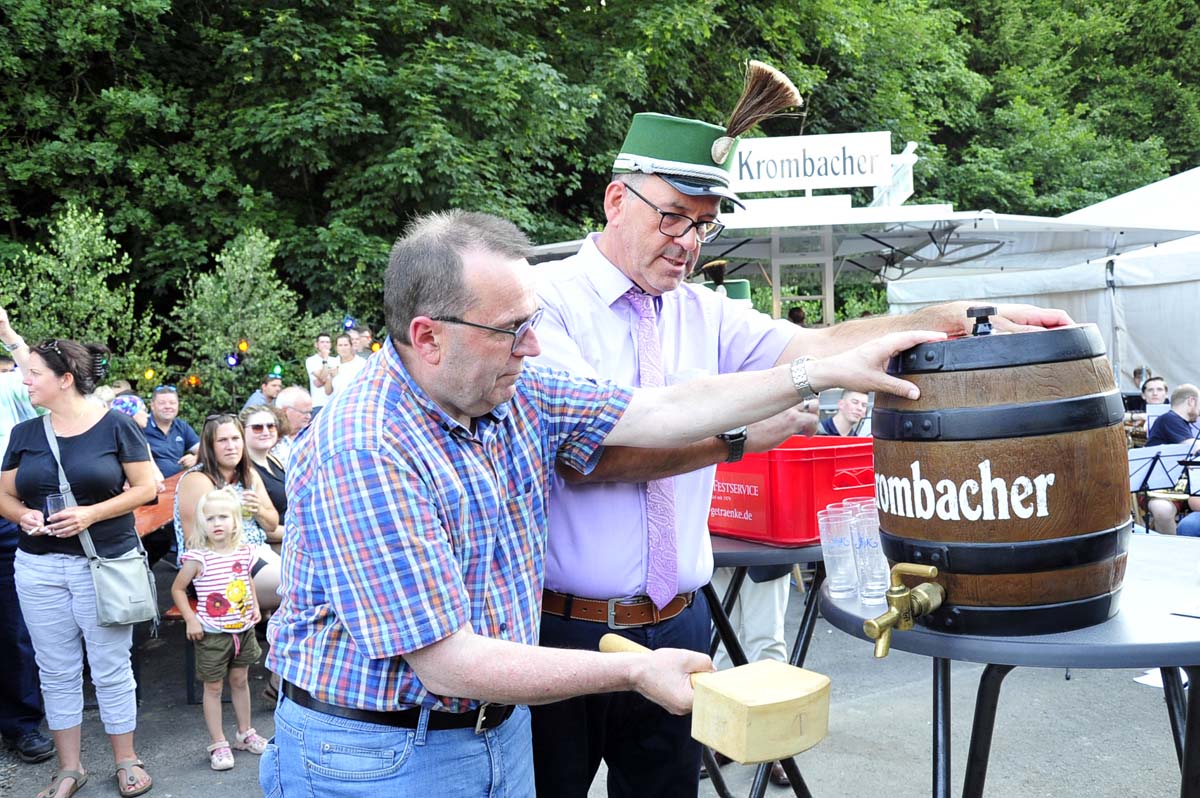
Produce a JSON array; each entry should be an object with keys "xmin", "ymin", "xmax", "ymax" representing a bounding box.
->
[{"xmin": 817, "ymin": 498, "xmax": 891, "ymax": 605}]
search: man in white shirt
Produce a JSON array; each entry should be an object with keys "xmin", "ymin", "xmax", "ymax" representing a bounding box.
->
[{"xmin": 305, "ymin": 333, "xmax": 335, "ymax": 415}]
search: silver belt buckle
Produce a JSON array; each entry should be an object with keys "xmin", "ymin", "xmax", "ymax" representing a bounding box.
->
[
  {"xmin": 474, "ymin": 702, "xmax": 492, "ymax": 734},
  {"xmin": 607, "ymin": 597, "xmax": 644, "ymax": 630}
]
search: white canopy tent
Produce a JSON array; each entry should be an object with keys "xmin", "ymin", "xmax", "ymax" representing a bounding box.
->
[
  {"xmin": 529, "ymin": 150, "xmax": 1200, "ymax": 391},
  {"xmin": 886, "ymin": 168, "xmax": 1200, "ymax": 392}
]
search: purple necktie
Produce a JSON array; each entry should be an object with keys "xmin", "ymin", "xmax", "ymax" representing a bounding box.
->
[{"xmin": 624, "ymin": 288, "xmax": 678, "ymax": 609}]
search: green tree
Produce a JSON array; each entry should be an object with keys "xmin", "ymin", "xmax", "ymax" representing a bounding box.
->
[
  {"xmin": 0, "ymin": 203, "xmax": 162, "ymax": 381},
  {"xmin": 169, "ymin": 228, "xmax": 315, "ymax": 422}
]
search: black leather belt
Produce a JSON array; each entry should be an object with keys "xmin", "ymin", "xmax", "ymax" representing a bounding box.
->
[{"xmin": 282, "ymin": 681, "xmax": 514, "ymax": 733}]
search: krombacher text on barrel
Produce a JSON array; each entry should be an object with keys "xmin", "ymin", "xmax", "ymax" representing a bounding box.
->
[{"xmin": 875, "ymin": 460, "xmax": 1056, "ymax": 522}]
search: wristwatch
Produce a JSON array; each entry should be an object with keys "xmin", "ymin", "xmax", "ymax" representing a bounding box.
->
[
  {"xmin": 717, "ymin": 426, "xmax": 748, "ymax": 463},
  {"xmin": 790, "ymin": 356, "xmax": 818, "ymax": 401},
  {"xmin": 2, "ymin": 339, "xmax": 24, "ymax": 352}
]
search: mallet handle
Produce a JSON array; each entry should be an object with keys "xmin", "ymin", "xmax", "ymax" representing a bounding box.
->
[{"xmin": 599, "ymin": 633, "xmax": 650, "ymax": 655}]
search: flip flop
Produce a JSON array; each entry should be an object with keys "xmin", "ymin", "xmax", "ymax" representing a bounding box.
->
[
  {"xmin": 115, "ymin": 758, "xmax": 153, "ymax": 797},
  {"xmin": 36, "ymin": 768, "xmax": 87, "ymax": 798}
]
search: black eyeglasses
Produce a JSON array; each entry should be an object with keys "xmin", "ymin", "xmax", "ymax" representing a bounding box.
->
[
  {"xmin": 247, "ymin": 422, "xmax": 277, "ymax": 433},
  {"xmin": 622, "ymin": 183, "xmax": 725, "ymax": 243},
  {"xmin": 153, "ymin": 385, "xmax": 177, "ymax": 394},
  {"xmin": 431, "ymin": 307, "xmax": 544, "ymax": 353}
]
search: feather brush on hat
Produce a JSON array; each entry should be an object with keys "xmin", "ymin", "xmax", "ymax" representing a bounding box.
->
[{"xmin": 711, "ymin": 61, "xmax": 803, "ymax": 164}]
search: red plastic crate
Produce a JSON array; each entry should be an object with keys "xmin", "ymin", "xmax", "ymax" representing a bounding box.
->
[{"xmin": 708, "ymin": 436, "xmax": 875, "ymax": 546}]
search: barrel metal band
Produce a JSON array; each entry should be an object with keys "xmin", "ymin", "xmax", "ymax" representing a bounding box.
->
[
  {"xmin": 916, "ymin": 589, "xmax": 1122, "ymax": 636},
  {"xmin": 872, "ymin": 391, "xmax": 1124, "ymax": 442},
  {"xmin": 887, "ymin": 325, "xmax": 1106, "ymax": 375},
  {"xmin": 879, "ymin": 521, "xmax": 1132, "ymax": 575}
]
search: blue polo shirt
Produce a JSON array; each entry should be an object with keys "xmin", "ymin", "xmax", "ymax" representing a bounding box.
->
[{"xmin": 143, "ymin": 417, "xmax": 200, "ymax": 477}]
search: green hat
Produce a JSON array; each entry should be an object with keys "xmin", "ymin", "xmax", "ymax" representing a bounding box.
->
[
  {"xmin": 612, "ymin": 63, "xmax": 802, "ymax": 209},
  {"xmin": 612, "ymin": 113, "xmax": 744, "ymax": 206}
]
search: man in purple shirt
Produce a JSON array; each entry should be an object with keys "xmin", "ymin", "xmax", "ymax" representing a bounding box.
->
[{"xmin": 531, "ymin": 109, "xmax": 1075, "ymax": 795}]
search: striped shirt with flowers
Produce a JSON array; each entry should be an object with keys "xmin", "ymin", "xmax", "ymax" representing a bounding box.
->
[{"xmin": 266, "ymin": 339, "xmax": 631, "ymax": 714}]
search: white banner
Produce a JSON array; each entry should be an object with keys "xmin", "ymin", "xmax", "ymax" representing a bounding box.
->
[{"xmin": 729, "ymin": 131, "xmax": 893, "ymax": 192}]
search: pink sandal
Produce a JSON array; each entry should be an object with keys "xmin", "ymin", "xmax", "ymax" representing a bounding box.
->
[
  {"xmin": 233, "ymin": 727, "xmax": 268, "ymax": 755},
  {"xmin": 207, "ymin": 740, "xmax": 234, "ymax": 771}
]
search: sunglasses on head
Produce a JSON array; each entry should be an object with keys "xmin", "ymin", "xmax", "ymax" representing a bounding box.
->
[{"xmin": 153, "ymin": 385, "xmax": 177, "ymax": 394}]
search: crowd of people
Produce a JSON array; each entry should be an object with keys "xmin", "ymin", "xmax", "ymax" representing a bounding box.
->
[{"xmin": 0, "ymin": 301, "xmax": 368, "ymax": 797}]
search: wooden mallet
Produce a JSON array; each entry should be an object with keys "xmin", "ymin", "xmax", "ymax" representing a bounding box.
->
[{"xmin": 599, "ymin": 633, "xmax": 831, "ymax": 764}]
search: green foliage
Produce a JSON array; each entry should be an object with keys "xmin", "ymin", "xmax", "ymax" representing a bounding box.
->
[
  {"xmin": 749, "ymin": 280, "xmax": 888, "ymax": 324},
  {"xmin": 168, "ymin": 228, "xmax": 318, "ymax": 424},
  {"xmin": 0, "ymin": 0, "xmax": 1197, "ymax": 352},
  {"xmin": 0, "ymin": 204, "xmax": 162, "ymax": 381}
]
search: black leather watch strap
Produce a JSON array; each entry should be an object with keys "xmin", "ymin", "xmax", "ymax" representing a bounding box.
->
[{"xmin": 717, "ymin": 427, "xmax": 747, "ymax": 463}]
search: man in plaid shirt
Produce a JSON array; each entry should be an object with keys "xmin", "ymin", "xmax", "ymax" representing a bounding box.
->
[{"xmin": 263, "ymin": 210, "xmax": 935, "ymax": 797}]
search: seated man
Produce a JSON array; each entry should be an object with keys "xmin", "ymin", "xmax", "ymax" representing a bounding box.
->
[
  {"xmin": 1143, "ymin": 376, "xmax": 1169, "ymax": 408},
  {"xmin": 819, "ymin": 389, "xmax": 869, "ymax": 436},
  {"xmin": 143, "ymin": 385, "xmax": 200, "ymax": 478},
  {"xmin": 1145, "ymin": 383, "xmax": 1200, "ymax": 534}
]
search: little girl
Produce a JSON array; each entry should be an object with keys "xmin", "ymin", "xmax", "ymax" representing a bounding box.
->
[{"xmin": 170, "ymin": 488, "xmax": 268, "ymax": 771}]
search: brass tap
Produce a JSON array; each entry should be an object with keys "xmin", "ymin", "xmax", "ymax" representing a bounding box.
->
[{"xmin": 863, "ymin": 563, "xmax": 946, "ymax": 658}]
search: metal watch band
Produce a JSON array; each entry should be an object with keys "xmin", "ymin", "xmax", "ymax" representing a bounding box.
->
[{"xmin": 790, "ymin": 356, "xmax": 818, "ymax": 401}]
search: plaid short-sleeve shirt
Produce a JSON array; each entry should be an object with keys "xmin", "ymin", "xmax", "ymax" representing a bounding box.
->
[{"xmin": 266, "ymin": 340, "xmax": 631, "ymax": 713}]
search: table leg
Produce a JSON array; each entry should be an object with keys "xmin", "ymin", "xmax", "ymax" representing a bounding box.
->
[
  {"xmin": 747, "ymin": 757, "xmax": 813, "ymax": 798},
  {"xmin": 1182, "ymin": 666, "xmax": 1200, "ymax": 798},
  {"xmin": 1163, "ymin": 667, "xmax": 1188, "ymax": 768},
  {"xmin": 962, "ymin": 664, "xmax": 1015, "ymax": 798},
  {"xmin": 788, "ymin": 563, "xmax": 825, "ymax": 669},
  {"xmin": 702, "ymin": 747, "xmax": 735, "ymax": 798},
  {"xmin": 702, "ymin": 580, "xmax": 749, "ymax": 666},
  {"xmin": 933, "ymin": 658, "xmax": 951, "ymax": 798}
]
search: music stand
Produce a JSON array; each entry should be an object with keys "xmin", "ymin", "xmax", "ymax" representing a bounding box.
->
[
  {"xmin": 1180, "ymin": 459, "xmax": 1200, "ymax": 497},
  {"xmin": 1129, "ymin": 442, "xmax": 1195, "ymax": 493}
]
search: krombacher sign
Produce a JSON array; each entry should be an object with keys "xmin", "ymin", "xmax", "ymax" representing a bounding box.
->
[{"xmin": 728, "ymin": 131, "xmax": 892, "ymax": 193}]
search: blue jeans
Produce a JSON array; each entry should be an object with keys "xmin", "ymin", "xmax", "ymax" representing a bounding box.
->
[
  {"xmin": 1178, "ymin": 513, "xmax": 1200, "ymax": 537},
  {"xmin": 0, "ymin": 519, "xmax": 44, "ymax": 739},
  {"xmin": 261, "ymin": 695, "xmax": 534, "ymax": 798}
]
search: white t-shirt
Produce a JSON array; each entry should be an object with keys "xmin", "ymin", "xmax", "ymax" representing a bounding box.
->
[
  {"xmin": 330, "ymin": 356, "xmax": 366, "ymax": 395},
  {"xmin": 306, "ymin": 353, "xmax": 334, "ymax": 407}
]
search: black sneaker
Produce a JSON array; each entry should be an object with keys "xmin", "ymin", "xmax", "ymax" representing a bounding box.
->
[{"xmin": 4, "ymin": 729, "xmax": 55, "ymax": 763}]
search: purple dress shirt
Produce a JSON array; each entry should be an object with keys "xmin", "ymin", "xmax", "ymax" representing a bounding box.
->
[{"xmin": 534, "ymin": 235, "xmax": 796, "ymax": 599}]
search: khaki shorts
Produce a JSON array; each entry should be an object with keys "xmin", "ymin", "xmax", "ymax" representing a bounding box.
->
[{"xmin": 194, "ymin": 628, "xmax": 261, "ymax": 683}]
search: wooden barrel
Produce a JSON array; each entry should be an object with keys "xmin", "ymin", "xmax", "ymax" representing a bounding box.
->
[{"xmin": 873, "ymin": 321, "xmax": 1129, "ymax": 635}]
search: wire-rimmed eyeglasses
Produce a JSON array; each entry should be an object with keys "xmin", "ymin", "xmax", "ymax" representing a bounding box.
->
[
  {"xmin": 622, "ymin": 183, "xmax": 725, "ymax": 243},
  {"xmin": 431, "ymin": 307, "xmax": 544, "ymax": 353}
]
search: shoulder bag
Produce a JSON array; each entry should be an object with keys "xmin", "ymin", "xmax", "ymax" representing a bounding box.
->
[{"xmin": 42, "ymin": 415, "xmax": 159, "ymax": 627}]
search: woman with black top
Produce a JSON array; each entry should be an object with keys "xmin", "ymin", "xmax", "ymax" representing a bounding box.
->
[
  {"xmin": 239, "ymin": 405, "xmax": 286, "ymax": 521},
  {"xmin": 0, "ymin": 340, "xmax": 156, "ymax": 798}
]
